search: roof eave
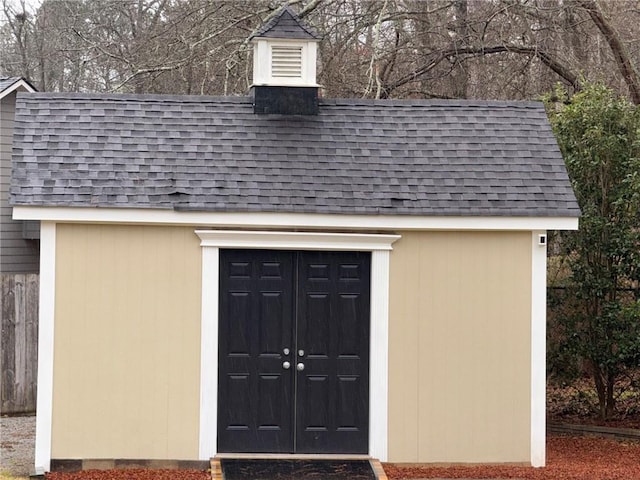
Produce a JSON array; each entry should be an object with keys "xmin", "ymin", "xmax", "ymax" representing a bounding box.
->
[
  {"xmin": 12, "ymin": 205, "xmax": 580, "ymax": 231},
  {"xmin": 0, "ymin": 78, "xmax": 37, "ymax": 100}
]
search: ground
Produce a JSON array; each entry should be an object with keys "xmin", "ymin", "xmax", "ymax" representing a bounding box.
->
[
  {"xmin": 28, "ymin": 436, "xmax": 640, "ymax": 480},
  {"xmin": 0, "ymin": 415, "xmax": 34, "ymax": 478},
  {"xmin": 385, "ymin": 435, "xmax": 640, "ymax": 479}
]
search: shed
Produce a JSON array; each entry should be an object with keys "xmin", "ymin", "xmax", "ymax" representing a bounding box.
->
[{"xmin": 10, "ymin": 7, "xmax": 579, "ymax": 475}]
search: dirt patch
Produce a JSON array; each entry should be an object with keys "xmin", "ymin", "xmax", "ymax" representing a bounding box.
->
[{"xmin": 0, "ymin": 415, "xmax": 35, "ymax": 476}]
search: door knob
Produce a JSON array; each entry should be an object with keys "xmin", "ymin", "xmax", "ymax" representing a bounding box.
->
[
  {"xmin": 283, "ymin": 361, "xmax": 291, "ymax": 370},
  {"xmin": 283, "ymin": 348, "xmax": 290, "ymax": 355},
  {"xmin": 296, "ymin": 362, "xmax": 305, "ymax": 371}
]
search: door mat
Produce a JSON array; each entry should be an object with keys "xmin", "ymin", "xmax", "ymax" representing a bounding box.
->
[{"xmin": 220, "ymin": 459, "xmax": 377, "ymax": 480}]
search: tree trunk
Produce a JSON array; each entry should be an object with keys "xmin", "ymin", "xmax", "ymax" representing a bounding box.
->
[
  {"xmin": 605, "ymin": 370, "xmax": 616, "ymax": 418},
  {"xmin": 451, "ymin": 0, "xmax": 468, "ymax": 98},
  {"xmin": 579, "ymin": 0, "xmax": 640, "ymax": 104},
  {"xmin": 591, "ymin": 361, "xmax": 608, "ymax": 419}
]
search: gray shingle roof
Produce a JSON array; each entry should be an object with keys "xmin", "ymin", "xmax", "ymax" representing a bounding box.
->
[
  {"xmin": 252, "ymin": 6, "xmax": 320, "ymax": 40},
  {"xmin": 10, "ymin": 92, "xmax": 579, "ymax": 217},
  {"xmin": 0, "ymin": 77, "xmax": 19, "ymax": 92}
]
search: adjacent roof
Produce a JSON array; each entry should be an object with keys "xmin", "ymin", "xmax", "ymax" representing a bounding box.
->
[
  {"xmin": 0, "ymin": 77, "xmax": 36, "ymax": 99},
  {"xmin": 10, "ymin": 93, "xmax": 580, "ymax": 217},
  {"xmin": 0, "ymin": 77, "xmax": 19, "ymax": 91},
  {"xmin": 251, "ymin": 6, "xmax": 320, "ymax": 40}
]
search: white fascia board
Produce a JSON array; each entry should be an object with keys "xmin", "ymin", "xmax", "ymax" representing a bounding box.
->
[
  {"xmin": 13, "ymin": 206, "xmax": 580, "ymax": 231},
  {"xmin": 0, "ymin": 79, "xmax": 36, "ymax": 99}
]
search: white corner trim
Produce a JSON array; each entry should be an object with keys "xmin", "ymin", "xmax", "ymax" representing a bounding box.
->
[
  {"xmin": 0, "ymin": 79, "xmax": 36, "ymax": 100},
  {"xmin": 196, "ymin": 230, "xmax": 398, "ymax": 460},
  {"xmin": 530, "ymin": 230, "xmax": 547, "ymax": 467},
  {"xmin": 195, "ymin": 230, "xmax": 400, "ymax": 251},
  {"xmin": 12, "ymin": 206, "xmax": 579, "ymax": 232},
  {"xmin": 34, "ymin": 222, "xmax": 56, "ymax": 474},
  {"xmin": 198, "ymin": 246, "xmax": 219, "ymax": 460}
]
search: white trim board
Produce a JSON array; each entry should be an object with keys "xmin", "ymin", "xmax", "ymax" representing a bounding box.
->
[
  {"xmin": 13, "ymin": 206, "xmax": 579, "ymax": 232},
  {"xmin": 34, "ymin": 222, "xmax": 56, "ymax": 475},
  {"xmin": 530, "ymin": 230, "xmax": 547, "ymax": 467},
  {"xmin": 195, "ymin": 230, "xmax": 400, "ymax": 251},
  {"xmin": 198, "ymin": 246, "xmax": 219, "ymax": 460},
  {"xmin": 196, "ymin": 230, "xmax": 400, "ymax": 462}
]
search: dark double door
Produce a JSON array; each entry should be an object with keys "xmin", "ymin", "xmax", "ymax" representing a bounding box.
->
[{"xmin": 218, "ymin": 249, "xmax": 371, "ymax": 454}]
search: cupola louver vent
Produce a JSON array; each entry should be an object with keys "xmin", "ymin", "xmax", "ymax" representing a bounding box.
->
[{"xmin": 271, "ymin": 45, "xmax": 303, "ymax": 78}]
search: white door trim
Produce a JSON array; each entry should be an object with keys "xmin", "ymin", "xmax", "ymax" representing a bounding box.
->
[
  {"xmin": 195, "ymin": 230, "xmax": 400, "ymax": 461},
  {"xmin": 198, "ymin": 245, "xmax": 220, "ymax": 460}
]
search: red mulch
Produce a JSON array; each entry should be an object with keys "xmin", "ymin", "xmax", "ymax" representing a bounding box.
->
[
  {"xmin": 385, "ymin": 435, "xmax": 640, "ymax": 479},
  {"xmin": 46, "ymin": 470, "xmax": 209, "ymax": 480},
  {"xmin": 42, "ymin": 435, "xmax": 640, "ymax": 480}
]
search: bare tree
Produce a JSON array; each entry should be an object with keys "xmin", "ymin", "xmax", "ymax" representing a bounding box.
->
[
  {"xmin": 1, "ymin": 0, "xmax": 34, "ymax": 79},
  {"xmin": 578, "ymin": 0, "xmax": 640, "ymax": 104},
  {"xmin": 2, "ymin": 0, "xmax": 640, "ymax": 104}
]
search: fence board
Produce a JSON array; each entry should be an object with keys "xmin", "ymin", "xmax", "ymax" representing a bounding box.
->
[{"xmin": 1, "ymin": 273, "xmax": 38, "ymax": 414}]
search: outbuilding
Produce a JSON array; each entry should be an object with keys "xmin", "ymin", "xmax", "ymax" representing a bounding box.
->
[{"xmin": 10, "ymin": 7, "xmax": 579, "ymax": 475}]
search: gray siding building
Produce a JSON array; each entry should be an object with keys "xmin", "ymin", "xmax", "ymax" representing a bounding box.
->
[{"xmin": 0, "ymin": 77, "xmax": 38, "ymax": 273}]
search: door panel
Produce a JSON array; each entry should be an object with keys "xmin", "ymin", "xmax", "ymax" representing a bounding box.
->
[
  {"xmin": 218, "ymin": 250, "xmax": 370, "ymax": 454},
  {"xmin": 295, "ymin": 251, "xmax": 370, "ymax": 453},
  {"xmin": 218, "ymin": 250, "xmax": 294, "ymax": 453}
]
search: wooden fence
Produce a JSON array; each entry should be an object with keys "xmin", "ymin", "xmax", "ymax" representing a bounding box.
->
[{"xmin": 1, "ymin": 273, "xmax": 38, "ymax": 415}]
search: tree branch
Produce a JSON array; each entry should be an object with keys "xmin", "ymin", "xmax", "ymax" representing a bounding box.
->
[
  {"xmin": 578, "ymin": 0, "xmax": 640, "ymax": 104},
  {"xmin": 382, "ymin": 44, "xmax": 580, "ymax": 98}
]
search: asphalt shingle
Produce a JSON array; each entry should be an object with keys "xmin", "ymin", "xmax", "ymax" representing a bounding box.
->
[
  {"xmin": 10, "ymin": 93, "xmax": 580, "ymax": 217},
  {"xmin": 0, "ymin": 77, "xmax": 22, "ymax": 94},
  {"xmin": 252, "ymin": 6, "xmax": 320, "ymax": 40}
]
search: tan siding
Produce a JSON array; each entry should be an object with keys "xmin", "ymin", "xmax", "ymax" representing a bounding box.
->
[
  {"xmin": 52, "ymin": 224, "xmax": 202, "ymax": 460},
  {"xmin": 387, "ymin": 233, "xmax": 421, "ymax": 460},
  {"xmin": 388, "ymin": 231, "xmax": 532, "ymax": 463}
]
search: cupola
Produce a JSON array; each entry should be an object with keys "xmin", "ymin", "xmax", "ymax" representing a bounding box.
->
[{"xmin": 250, "ymin": 6, "xmax": 321, "ymax": 115}]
